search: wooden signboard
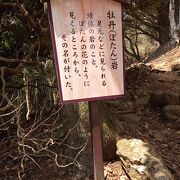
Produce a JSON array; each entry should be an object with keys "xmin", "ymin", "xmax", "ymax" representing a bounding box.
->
[{"xmin": 48, "ymin": 0, "xmax": 125, "ymax": 103}]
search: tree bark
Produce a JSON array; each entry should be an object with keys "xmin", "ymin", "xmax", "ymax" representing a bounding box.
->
[
  {"xmin": 157, "ymin": 2, "xmax": 170, "ymax": 45},
  {"xmin": 169, "ymin": 0, "xmax": 179, "ymax": 43}
]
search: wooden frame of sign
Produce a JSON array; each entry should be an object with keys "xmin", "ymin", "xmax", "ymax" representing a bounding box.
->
[{"xmin": 47, "ymin": 0, "xmax": 125, "ymax": 104}]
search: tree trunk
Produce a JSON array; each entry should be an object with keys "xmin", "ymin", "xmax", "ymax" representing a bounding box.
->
[
  {"xmin": 157, "ymin": 2, "xmax": 170, "ymax": 45},
  {"xmin": 169, "ymin": 0, "xmax": 180, "ymax": 44}
]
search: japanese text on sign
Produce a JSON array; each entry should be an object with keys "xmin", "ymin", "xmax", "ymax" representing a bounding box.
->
[{"xmin": 49, "ymin": 0, "xmax": 124, "ymax": 102}]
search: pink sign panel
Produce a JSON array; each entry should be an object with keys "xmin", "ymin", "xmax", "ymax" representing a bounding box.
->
[{"xmin": 48, "ymin": 0, "xmax": 125, "ymax": 103}]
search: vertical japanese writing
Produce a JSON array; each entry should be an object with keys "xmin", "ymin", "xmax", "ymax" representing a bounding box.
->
[
  {"xmin": 107, "ymin": 10, "xmax": 118, "ymax": 70},
  {"xmin": 88, "ymin": 12, "xmax": 96, "ymax": 68},
  {"xmin": 62, "ymin": 9, "xmax": 119, "ymax": 90},
  {"xmin": 70, "ymin": 11, "xmax": 81, "ymax": 78},
  {"xmin": 79, "ymin": 13, "xmax": 89, "ymax": 87},
  {"xmin": 62, "ymin": 35, "xmax": 72, "ymax": 90},
  {"xmin": 97, "ymin": 20, "xmax": 106, "ymax": 87}
]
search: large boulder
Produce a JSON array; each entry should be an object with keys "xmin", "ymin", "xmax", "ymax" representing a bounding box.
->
[
  {"xmin": 116, "ymin": 139, "xmax": 173, "ymax": 180},
  {"xmin": 116, "ymin": 139, "xmax": 150, "ymax": 165}
]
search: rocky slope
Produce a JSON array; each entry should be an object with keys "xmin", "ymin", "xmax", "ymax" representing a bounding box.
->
[{"xmin": 103, "ymin": 46, "xmax": 180, "ymax": 180}]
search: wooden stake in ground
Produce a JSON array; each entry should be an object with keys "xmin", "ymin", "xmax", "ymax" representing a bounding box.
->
[{"xmin": 89, "ymin": 101, "xmax": 104, "ymax": 180}]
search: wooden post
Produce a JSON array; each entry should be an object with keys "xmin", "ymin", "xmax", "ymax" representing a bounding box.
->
[{"xmin": 89, "ymin": 101, "xmax": 104, "ymax": 180}]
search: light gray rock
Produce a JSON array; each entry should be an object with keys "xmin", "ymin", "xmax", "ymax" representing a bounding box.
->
[
  {"xmin": 116, "ymin": 139, "xmax": 173, "ymax": 180},
  {"xmin": 162, "ymin": 105, "xmax": 180, "ymax": 121},
  {"xmin": 116, "ymin": 139, "xmax": 150, "ymax": 165}
]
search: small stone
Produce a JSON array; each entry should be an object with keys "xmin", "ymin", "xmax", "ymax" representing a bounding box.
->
[
  {"xmin": 162, "ymin": 105, "xmax": 180, "ymax": 121},
  {"xmin": 152, "ymin": 132, "xmax": 165, "ymax": 142},
  {"xmin": 135, "ymin": 96, "xmax": 150, "ymax": 107},
  {"xmin": 133, "ymin": 95, "xmax": 138, "ymax": 100},
  {"xmin": 171, "ymin": 64, "xmax": 180, "ymax": 71},
  {"xmin": 120, "ymin": 114, "xmax": 141, "ymax": 123},
  {"xmin": 161, "ymin": 91, "xmax": 179, "ymax": 106},
  {"xmin": 155, "ymin": 171, "xmax": 172, "ymax": 180},
  {"xmin": 120, "ymin": 175, "xmax": 129, "ymax": 180},
  {"xmin": 131, "ymin": 164, "xmax": 147, "ymax": 175},
  {"xmin": 104, "ymin": 166, "xmax": 113, "ymax": 173}
]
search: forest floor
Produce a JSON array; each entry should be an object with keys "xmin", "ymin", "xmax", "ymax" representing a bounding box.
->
[{"xmin": 104, "ymin": 46, "xmax": 180, "ymax": 180}]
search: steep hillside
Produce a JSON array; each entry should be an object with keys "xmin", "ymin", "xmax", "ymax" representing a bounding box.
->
[
  {"xmin": 103, "ymin": 46, "xmax": 180, "ymax": 180},
  {"xmin": 146, "ymin": 46, "xmax": 180, "ymax": 72}
]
